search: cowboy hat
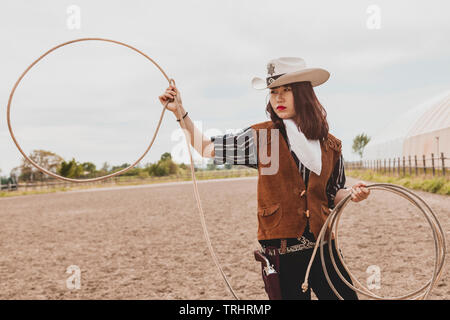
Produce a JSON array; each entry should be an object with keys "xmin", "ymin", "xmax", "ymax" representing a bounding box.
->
[{"xmin": 251, "ymin": 57, "xmax": 330, "ymax": 90}]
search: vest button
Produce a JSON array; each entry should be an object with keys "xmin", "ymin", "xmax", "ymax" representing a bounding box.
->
[
  {"xmin": 304, "ymin": 210, "xmax": 310, "ymax": 218},
  {"xmin": 300, "ymin": 190, "xmax": 306, "ymax": 197}
]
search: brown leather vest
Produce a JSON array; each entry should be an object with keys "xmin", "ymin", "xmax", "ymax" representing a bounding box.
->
[{"xmin": 250, "ymin": 120, "xmax": 342, "ymax": 241}]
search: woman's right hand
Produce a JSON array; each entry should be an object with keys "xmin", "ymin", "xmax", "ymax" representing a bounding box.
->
[{"xmin": 159, "ymin": 84, "xmax": 182, "ymax": 113}]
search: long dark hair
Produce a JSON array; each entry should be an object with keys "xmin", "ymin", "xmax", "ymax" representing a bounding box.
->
[{"xmin": 265, "ymin": 81, "xmax": 329, "ymax": 141}]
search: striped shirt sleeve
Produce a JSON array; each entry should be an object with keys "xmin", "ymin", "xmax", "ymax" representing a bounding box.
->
[
  {"xmin": 210, "ymin": 126, "xmax": 258, "ymax": 169},
  {"xmin": 326, "ymin": 154, "xmax": 346, "ymax": 209}
]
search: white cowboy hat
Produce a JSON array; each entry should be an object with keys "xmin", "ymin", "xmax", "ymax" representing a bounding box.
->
[{"xmin": 251, "ymin": 57, "xmax": 330, "ymax": 90}]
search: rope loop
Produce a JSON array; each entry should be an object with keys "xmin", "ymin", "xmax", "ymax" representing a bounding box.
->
[{"xmin": 301, "ymin": 183, "xmax": 446, "ymax": 300}]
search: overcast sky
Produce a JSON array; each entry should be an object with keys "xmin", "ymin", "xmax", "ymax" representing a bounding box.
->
[{"xmin": 1, "ymin": 0, "xmax": 449, "ymax": 176}]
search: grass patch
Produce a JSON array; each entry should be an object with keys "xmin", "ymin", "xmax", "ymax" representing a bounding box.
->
[{"xmin": 347, "ymin": 169, "xmax": 450, "ymax": 195}]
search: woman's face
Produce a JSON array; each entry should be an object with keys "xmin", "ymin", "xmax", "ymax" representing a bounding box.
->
[{"xmin": 269, "ymin": 85, "xmax": 296, "ymax": 119}]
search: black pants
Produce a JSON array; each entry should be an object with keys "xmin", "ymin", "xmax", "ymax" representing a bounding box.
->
[{"xmin": 278, "ymin": 239, "xmax": 359, "ymax": 300}]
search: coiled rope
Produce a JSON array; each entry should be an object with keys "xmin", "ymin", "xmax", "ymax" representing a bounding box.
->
[
  {"xmin": 6, "ymin": 38, "xmax": 239, "ymax": 299},
  {"xmin": 302, "ymin": 183, "xmax": 446, "ymax": 300}
]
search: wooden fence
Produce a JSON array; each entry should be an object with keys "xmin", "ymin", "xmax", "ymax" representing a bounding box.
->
[
  {"xmin": 345, "ymin": 152, "xmax": 448, "ymax": 177},
  {"xmin": 1, "ymin": 168, "xmax": 258, "ymax": 192}
]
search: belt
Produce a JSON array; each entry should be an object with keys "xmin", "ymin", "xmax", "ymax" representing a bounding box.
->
[{"xmin": 264, "ymin": 237, "xmax": 326, "ymax": 255}]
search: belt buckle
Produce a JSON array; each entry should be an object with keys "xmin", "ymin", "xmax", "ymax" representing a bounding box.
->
[{"xmin": 280, "ymin": 239, "xmax": 287, "ymax": 254}]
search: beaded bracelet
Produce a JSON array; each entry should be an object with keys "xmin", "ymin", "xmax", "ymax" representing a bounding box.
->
[{"xmin": 176, "ymin": 111, "xmax": 188, "ymax": 122}]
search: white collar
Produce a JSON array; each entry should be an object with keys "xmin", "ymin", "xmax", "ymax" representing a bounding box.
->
[{"xmin": 282, "ymin": 118, "xmax": 322, "ymax": 176}]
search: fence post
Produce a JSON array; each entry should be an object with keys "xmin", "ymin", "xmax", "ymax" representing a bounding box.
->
[
  {"xmin": 397, "ymin": 157, "xmax": 400, "ymax": 176},
  {"xmin": 431, "ymin": 153, "xmax": 435, "ymax": 176},
  {"xmin": 393, "ymin": 158, "xmax": 396, "ymax": 175},
  {"xmin": 408, "ymin": 155, "xmax": 412, "ymax": 176},
  {"xmin": 414, "ymin": 155, "xmax": 418, "ymax": 176},
  {"xmin": 441, "ymin": 152, "xmax": 446, "ymax": 176},
  {"xmin": 422, "ymin": 155, "xmax": 426, "ymax": 175},
  {"xmin": 402, "ymin": 156, "xmax": 405, "ymax": 176},
  {"xmin": 388, "ymin": 158, "xmax": 391, "ymax": 175},
  {"xmin": 384, "ymin": 159, "xmax": 386, "ymax": 174}
]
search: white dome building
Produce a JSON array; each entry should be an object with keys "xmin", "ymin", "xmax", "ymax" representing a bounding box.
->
[{"xmin": 363, "ymin": 90, "xmax": 450, "ymax": 167}]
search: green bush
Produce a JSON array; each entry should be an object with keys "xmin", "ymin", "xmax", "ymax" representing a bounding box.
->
[{"xmin": 58, "ymin": 158, "xmax": 83, "ymax": 178}]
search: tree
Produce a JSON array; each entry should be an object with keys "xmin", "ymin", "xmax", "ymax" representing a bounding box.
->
[
  {"xmin": 146, "ymin": 152, "xmax": 179, "ymax": 177},
  {"xmin": 147, "ymin": 162, "xmax": 169, "ymax": 176},
  {"xmin": 179, "ymin": 163, "xmax": 187, "ymax": 170},
  {"xmin": 352, "ymin": 133, "xmax": 371, "ymax": 160},
  {"xmin": 160, "ymin": 152, "xmax": 172, "ymax": 161},
  {"xmin": 111, "ymin": 163, "xmax": 130, "ymax": 172},
  {"xmin": 101, "ymin": 162, "xmax": 110, "ymax": 172},
  {"xmin": 82, "ymin": 162, "xmax": 96, "ymax": 172},
  {"xmin": 15, "ymin": 149, "xmax": 64, "ymax": 182},
  {"xmin": 58, "ymin": 158, "xmax": 84, "ymax": 178},
  {"xmin": 81, "ymin": 162, "xmax": 96, "ymax": 177},
  {"xmin": 122, "ymin": 167, "xmax": 141, "ymax": 176}
]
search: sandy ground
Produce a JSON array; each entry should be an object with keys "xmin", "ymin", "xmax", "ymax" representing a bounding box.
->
[{"xmin": 0, "ymin": 176, "xmax": 449, "ymax": 300}]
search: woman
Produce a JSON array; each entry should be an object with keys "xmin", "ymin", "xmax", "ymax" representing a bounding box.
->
[{"xmin": 159, "ymin": 57, "xmax": 370, "ymax": 300}]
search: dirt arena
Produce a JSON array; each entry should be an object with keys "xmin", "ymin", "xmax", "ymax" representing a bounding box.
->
[{"xmin": 0, "ymin": 176, "xmax": 448, "ymax": 300}]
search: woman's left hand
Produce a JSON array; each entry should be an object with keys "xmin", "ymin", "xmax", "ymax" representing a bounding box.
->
[{"xmin": 350, "ymin": 181, "xmax": 370, "ymax": 202}]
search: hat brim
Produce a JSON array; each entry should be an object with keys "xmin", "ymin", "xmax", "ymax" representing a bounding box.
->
[{"xmin": 251, "ymin": 68, "xmax": 330, "ymax": 90}]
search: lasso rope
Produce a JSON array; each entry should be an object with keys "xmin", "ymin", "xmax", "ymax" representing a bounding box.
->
[
  {"xmin": 6, "ymin": 38, "xmax": 239, "ymax": 299},
  {"xmin": 7, "ymin": 38, "xmax": 174, "ymax": 183},
  {"xmin": 302, "ymin": 183, "xmax": 446, "ymax": 300}
]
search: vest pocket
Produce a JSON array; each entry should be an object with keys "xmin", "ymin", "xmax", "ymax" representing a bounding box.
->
[{"xmin": 257, "ymin": 203, "xmax": 282, "ymax": 230}]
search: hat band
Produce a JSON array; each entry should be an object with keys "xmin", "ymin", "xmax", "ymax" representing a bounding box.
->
[{"xmin": 266, "ymin": 73, "xmax": 285, "ymax": 86}]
